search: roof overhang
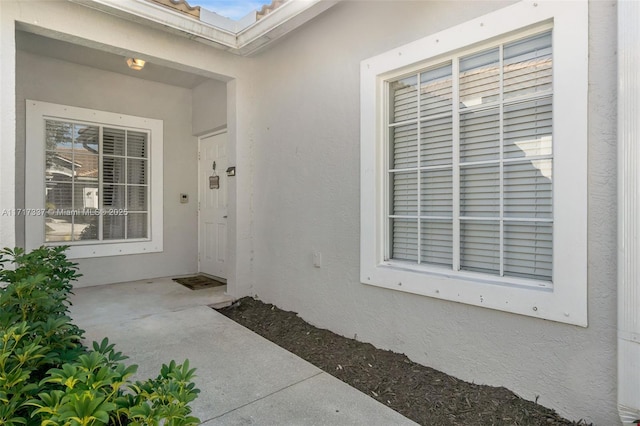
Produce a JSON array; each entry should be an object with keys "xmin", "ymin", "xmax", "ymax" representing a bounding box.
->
[{"xmin": 69, "ymin": 0, "xmax": 337, "ymax": 56}]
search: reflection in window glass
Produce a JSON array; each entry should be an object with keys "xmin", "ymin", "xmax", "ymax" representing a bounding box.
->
[
  {"xmin": 45, "ymin": 120, "xmax": 149, "ymax": 243},
  {"xmin": 459, "ymin": 48, "xmax": 499, "ymax": 108},
  {"xmin": 45, "ymin": 121, "xmax": 99, "ymax": 242}
]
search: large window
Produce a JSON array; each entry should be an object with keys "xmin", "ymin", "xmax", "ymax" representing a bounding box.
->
[
  {"xmin": 26, "ymin": 101, "xmax": 163, "ymax": 258},
  {"xmin": 360, "ymin": 1, "xmax": 587, "ymax": 325},
  {"xmin": 44, "ymin": 121, "xmax": 149, "ymax": 243},
  {"xmin": 388, "ymin": 30, "xmax": 553, "ymax": 282}
]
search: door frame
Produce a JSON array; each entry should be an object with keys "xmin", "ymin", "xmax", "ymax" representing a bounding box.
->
[{"xmin": 197, "ymin": 129, "xmax": 228, "ymax": 278}]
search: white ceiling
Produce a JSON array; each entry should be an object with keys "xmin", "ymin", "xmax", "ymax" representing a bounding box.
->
[{"xmin": 16, "ymin": 31, "xmax": 211, "ymax": 89}]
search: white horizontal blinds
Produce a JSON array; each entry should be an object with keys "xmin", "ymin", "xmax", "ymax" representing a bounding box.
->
[
  {"xmin": 391, "ymin": 170, "xmax": 418, "ymax": 261},
  {"xmin": 503, "ymin": 32, "xmax": 552, "ymax": 100},
  {"xmin": 459, "ymin": 48, "xmax": 500, "ymax": 108},
  {"xmin": 503, "ymin": 98, "xmax": 552, "ymax": 159},
  {"xmin": 421, "ymin": 169, "xmax": 452, "ymax": 216},
  {"xmin": 460, "ymin": 165, "xmax": 500, "ymax": 217},
  {"xmin": 44, "ymin": 121, "xmax": 99, "ymax": 242},
  {"xmin": 503, "ymin": 160, "xmax": 552, "ymax": 218},
  {"xmin": 386, "ymin": 29, "xmax": 553, "ymax": 282},
  {"xmin": 392, "ymin": 124, "xmax": 418, "ymax": 169},
  {"xmin": 389, "ymin": 75, "xmax": 419, "ymax": 261},
  {"xmin": 460, "ymin": 165, "xmax": 500, "ymax": 274},
  {"xmin": 458, "ymin": 48, "xmax": 502, "ymax": 274},
  {"xmin": 460, "ymin": 220, "xmax": 500, "ymax": 274},
  {"xmin": 460, "ymin": 108, "xmax": 500, "ymax": 162},
  {"xmin": 392, "ymin": 219, "xmax": 418, "ymax": 261},
  {"xmin": 392, "ymin": 172, "xmax": 418, "ymax": 215},
  {"xmin": 389, "ymin": 63, "xmax": 454, "ymax": 265},
  {"xmin": 420, "ymin": 117, "xmax": 453, "ymax": 167},
  {"xmin": 126, "ymin": 130, "xmax": 149, "ymax": 239},
  {"xmin": 102, "ymin": 128, "xmax": 150, "ymax": 240},
  {"xmin": 457, "ymin": 30, "xmax": 553, "ymax": 280},
  {"xmin": 420, "ymin": 64, "xmax": 454, "ymax": 117},
  {"xmin": 420, "ymin": 220, "xmax": 453, "ymax": 266},
  {"xmin": 421, "ymin": 168, "xmax": 453, "ymax": 266},
  {"xmin": 504, "ymin": 222, "xmax": 552, "ymax": 280},
  {"xmin": 501, "ymin": 31, "xmax": 553, "ymax": 281},
  {"xmin": 103, "ymin": 128, "xmax": 126, "ymax": 240},
  {"xmin": 419, "ymin": 65, "xmax": 454, "ymax": 266},
  {"xmin": 390, "ymin": 76, "xmax": 418, "ymax": 123}
]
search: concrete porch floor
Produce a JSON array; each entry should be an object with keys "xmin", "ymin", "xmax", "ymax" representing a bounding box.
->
[{"xmin": 69, "ymin": 277, "xmax": 417, "ymax": 425}]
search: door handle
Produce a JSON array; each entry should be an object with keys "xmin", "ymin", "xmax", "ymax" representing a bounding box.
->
[{"xmin": 223, "ymin": 215, "xmax": 228, "ymax": 218}]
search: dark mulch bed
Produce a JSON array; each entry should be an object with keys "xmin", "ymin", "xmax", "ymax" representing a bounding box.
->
[{"xmin": 218, "ymin": 297, "xmax": 590, "ymax": 426}]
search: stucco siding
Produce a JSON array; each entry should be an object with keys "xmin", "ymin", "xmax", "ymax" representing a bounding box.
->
[
  {"xmin": 0, "ymin": 13, "xmax": 17, "ymax": 250},
  {"xmin": 193, "ymin": 79, "xmax": 227, "ymax": 136},
  {"xmin": 234, "ymin": 1, "xmax": 618, "ymax": 423},
  {"xmin": 15, "ymin": 50, "xmax": 199, "ymax": 286}
]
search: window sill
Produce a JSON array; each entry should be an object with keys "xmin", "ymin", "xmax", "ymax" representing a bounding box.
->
[
  {"xmin": 378, "ymin": 260, "xmax": 553, "ymax": 291},
  {"xmin": 361, "ymin": 262, "xmax": 584, "ymax": 326},
  {"xmin": 44, "ymin": 240, "xmax": 162, "ymax": 259}
]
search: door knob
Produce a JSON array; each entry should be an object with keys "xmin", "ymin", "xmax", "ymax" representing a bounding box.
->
[{"xmin": 223, "ymin": 215, "xmax": 228, "ymax": 218}]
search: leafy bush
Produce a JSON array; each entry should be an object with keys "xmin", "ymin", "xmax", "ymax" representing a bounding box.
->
[{"xmin": 0, "ymin": 247, "xmax": 200, "ymax": 426}]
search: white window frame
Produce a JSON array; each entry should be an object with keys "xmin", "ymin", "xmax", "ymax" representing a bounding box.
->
[
  {"xmin": 25, "ymin": 100, "xmax": 163, "ymax": 259},
  {"xmin": 360, "ymin": 0, "xmax": 588, "ymax": 326}
]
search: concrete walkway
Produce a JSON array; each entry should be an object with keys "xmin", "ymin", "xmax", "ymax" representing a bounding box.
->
[{"xmin": 69, "ymin": 278, "xmax": 417, "ymax": 425}]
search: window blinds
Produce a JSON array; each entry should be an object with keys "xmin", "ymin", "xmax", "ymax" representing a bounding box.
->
[
  {"xmin": 103, "ymin": 128, "xmax": 149, "ymax": 240},
  {"xmin": 388, "ymin": 30, "xmax": 553, "ymax": 282}
]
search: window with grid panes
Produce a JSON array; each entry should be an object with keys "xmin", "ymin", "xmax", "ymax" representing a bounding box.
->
[
  {"xmin": 387, "ymin": 30, "xmax": 553, "ymax": 282},
  {"xmin": 361, "ymin": 2, "xmax": 587, "ymax": 325},
  {"xmin": 44, "ymin": 121, "xmax": 150, "ymax": 242},
  {"xmin": 26, "ymin": 100, "xmax": 163, "ymax": 259}
]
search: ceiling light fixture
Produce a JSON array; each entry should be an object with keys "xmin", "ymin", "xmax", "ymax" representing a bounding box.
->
[{"xmin": 126, "ymin": 58, "xmax": 146, "ymax": 71}]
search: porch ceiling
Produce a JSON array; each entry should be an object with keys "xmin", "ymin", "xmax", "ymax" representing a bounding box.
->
[{"xmin": 16, "ymin": 31, "xmax": 210, "ymax": 89}]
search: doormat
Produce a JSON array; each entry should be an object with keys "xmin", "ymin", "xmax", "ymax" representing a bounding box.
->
[{"xmin": 173, "ymin": 275, "xmax": 226, "ymax": 291}]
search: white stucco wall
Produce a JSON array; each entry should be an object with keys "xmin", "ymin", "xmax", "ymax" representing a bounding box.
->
[
  {"xmin": 232, "ymin": 1, "xmax": 618, "ymax": 424},
  {"xmin": 15, "ymin": 50, "xmax": 199, "ymax": 286},
  {"xmin": 0, "ymin": 7, "xmax": 17, "ymax": 250},
  {"xmin": 192, "ymin": 79, "xmax": 227, "ymax": 136}
]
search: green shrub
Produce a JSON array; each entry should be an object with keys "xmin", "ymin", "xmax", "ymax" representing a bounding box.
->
[{"xmin": 0, "ymin": 247, "xmax": 200, "ymax": 426}]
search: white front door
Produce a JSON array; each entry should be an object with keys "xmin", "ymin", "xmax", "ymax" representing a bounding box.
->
[{"xmin": 198, "ymin": 132, "xmax": 228, "ymax": 279}]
